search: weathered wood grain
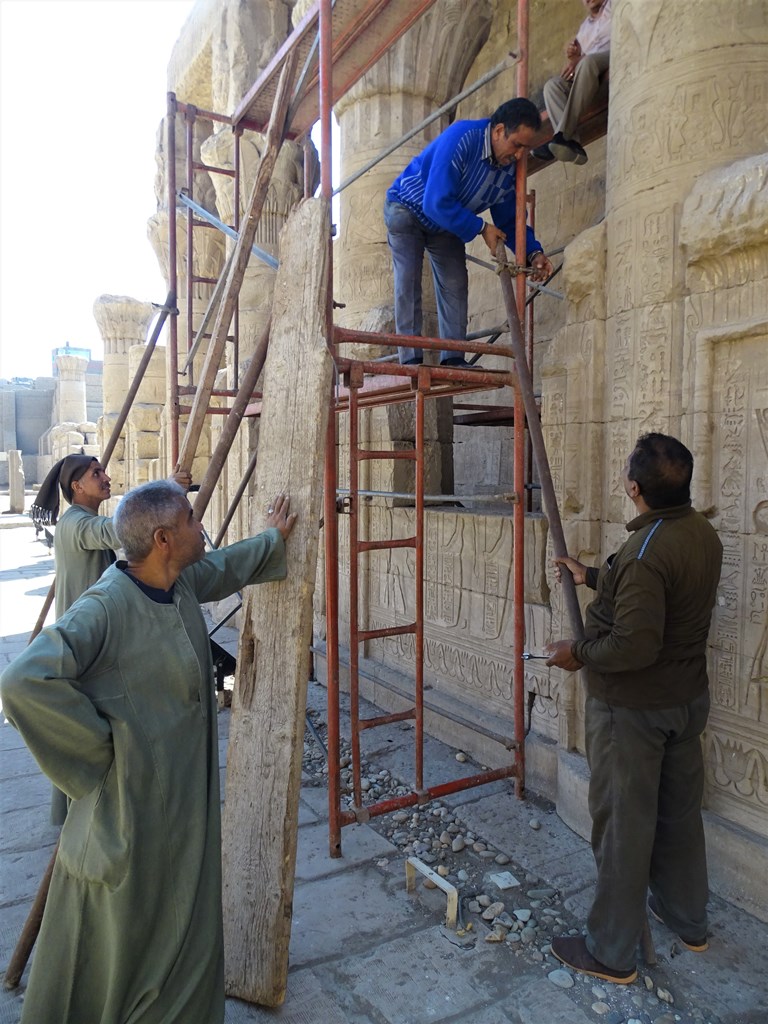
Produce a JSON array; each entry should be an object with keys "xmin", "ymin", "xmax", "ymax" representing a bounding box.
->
[{"xmin": 221, "ymin": 197, "xmax": 332, "ymax": 1005}]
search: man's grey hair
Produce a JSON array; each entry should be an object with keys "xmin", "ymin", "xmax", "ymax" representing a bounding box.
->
[{"xmin": 113, "ymin": 480, "xmax": 189, "ymax": 561}]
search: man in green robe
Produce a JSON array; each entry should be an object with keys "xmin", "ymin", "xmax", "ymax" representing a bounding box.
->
[
  {"xmin": 31, "ymin": 454, "xmax": 191, "ymax": 824},
  {"xmin": 1, "ymin": 479, "xmax": 297, "ymax": 1024},
  {"xmin": 31, "ymin": 453, "xmax": 190, "ymax": 619}
]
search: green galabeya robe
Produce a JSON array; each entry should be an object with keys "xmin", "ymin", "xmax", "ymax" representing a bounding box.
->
[
  {"xmin": 54, "ymin": 503, "xmax": 120, "ymax": 620},
  {"xmin": 51, "ymin": 503, "xmax": 121, "ymax": 824},
  {"xmin": 1, "ymin": 530, "xmax": 286, "ymax": 1024}
]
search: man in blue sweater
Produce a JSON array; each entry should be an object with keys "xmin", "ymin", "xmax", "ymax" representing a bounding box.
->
[{"xmin": 385, "ymin": 97, "xmax": 553, "ymax": 367}]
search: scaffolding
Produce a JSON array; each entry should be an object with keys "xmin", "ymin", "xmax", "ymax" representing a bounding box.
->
[
  {"xmin": 159, "ymin": 0, "xmax": 601, "ymax": 858},
  {"xmin": 159, "ymin": 0, "xmax": 606, "ymax": 864},
  {"xmin": 7, "ymin": 0, "xmax": 613, "ymax": 991}
]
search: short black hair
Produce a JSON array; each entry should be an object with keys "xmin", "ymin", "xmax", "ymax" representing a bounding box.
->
[
  {"xmin": 627, "ymin": 433, "xmax": 693, "ymax": 510},
  {"xmin": 490, "ymin": 98, "xmax": 542, "ymax": 134}
]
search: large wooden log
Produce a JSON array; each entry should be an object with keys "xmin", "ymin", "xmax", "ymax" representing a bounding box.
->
[{"xmin": 221, "ymin": 198, "xmax": 332, "ymax": 1005}]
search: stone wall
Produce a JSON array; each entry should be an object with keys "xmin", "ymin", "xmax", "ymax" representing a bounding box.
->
[
  {"xmin": 318, "ymin": 0, "xmax": 768, "ymax": 911},
  {"xmin": 536, "ymin": 0, "xmax": 768, "ymax": 906},
  {"xmin": 679, "ymin": 154, "xmax": 768, "ymax": 839},
  {"xmin": 138, "ymin": 0, "xmax": 768, "ymax": 913}
]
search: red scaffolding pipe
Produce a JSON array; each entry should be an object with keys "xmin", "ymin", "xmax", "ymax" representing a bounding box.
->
[
  {"xmin": 321, "ymin": 0, "xmax": 540, "ymax": 852},
  {"xmin": 167, "ymin": 94, "xmax": 180, "ymax": 466},
  {"xmin": 512, "ymin": 0, "xmax": 530, "ymax": 799},
  {"xmin": 319, "ymin": 0, "xmax": 343, "ymax": 858}
]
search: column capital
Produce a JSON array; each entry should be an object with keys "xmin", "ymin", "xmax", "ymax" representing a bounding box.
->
[{"xmin": 92, "ymin": 295, "xmax": 155, "ymax": 355}]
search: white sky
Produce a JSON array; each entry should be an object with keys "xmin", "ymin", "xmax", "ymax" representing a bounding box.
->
[{"xmin": 0, "ymin": 0, "xmax": 197, "ymax": 381}]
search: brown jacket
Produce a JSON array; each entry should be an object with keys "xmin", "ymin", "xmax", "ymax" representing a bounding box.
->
[{"xmin": 572, "ymin": 503, "xmax": 722, "ymax": 709}]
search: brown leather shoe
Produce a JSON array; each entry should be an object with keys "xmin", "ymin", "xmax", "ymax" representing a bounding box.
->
[
  {"xmin": 648, "ymin": 896, "xmax": 708, "ymax": 952},
  {"xmin": 551, "ymin": 935, "xmax": 637, "ymax": 985}
]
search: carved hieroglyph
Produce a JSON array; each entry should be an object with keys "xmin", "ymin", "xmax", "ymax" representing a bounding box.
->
[
  {"xmin": 352, "ymin": 504, "xmax": 554, "ymax": 737},
  {"xmin": 546, "ymin": 0, "xmax": 768, "ymax": 832},
  {"xmin": 678, "ymin": 153, "xmax": 768, "ymax": 834}
]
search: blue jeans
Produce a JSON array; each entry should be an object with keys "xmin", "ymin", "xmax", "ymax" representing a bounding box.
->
[{"xmin": 384, "ymin": 199, "xmax": 467, "ymax": 364}]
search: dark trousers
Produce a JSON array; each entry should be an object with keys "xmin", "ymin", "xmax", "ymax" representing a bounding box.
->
[
  {"xmin": 384, "ymin": 199, "xmax": 468, "ymax": 364},
  {"xmin": 585, "ymin": 691, "xmax": 710, "ymax": 970}
]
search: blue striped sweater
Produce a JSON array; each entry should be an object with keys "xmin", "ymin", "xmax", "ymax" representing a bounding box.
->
[{"xmin": 387, "ymin": 118, "xmax": 540, "ymax": 256}]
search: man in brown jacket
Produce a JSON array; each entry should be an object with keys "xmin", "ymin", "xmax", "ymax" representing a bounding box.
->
[{"xmin": 545, "ymin": 433, "xmax": 723, "ymax": 983}]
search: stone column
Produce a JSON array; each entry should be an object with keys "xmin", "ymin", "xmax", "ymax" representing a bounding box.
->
[
  {"xmin": 333, "ymin": 0, "xmax": 493, "ymax": 344},
  {"xmin": 55, "ymin": 354, "xmax": 88, "ymax": 428},
  {"xmin": 603, "ymin": 0, "xmax": 768, "ymax": 521},
  {"xmin": 93, "ymin": 295, "xmax": 155, "ymax": 493},
  {"xmin": 330, "ymin": 0, "xmax": 494, "ymax": 548},
  {"xmin": 198, "ymin": 0, "xmax": 303, "ymax": 543},
  {"xmin": 199, "ymin": 130, "xmax": 303, "ymax": 366},
  {"xmin": 150, "ymin": 113, "xmax": 226, "ymax": 486},
  {"xmin": 678, "ymin": 153, "xmax": 768, "ymax": 853},
  {"xmin": 541, "ymin": 224, "xmax": 608, "ymax": 754},
  {"xmin": 8, "ymin": 450, "xmax": 25, "ymax": 513},
  {"xmin": 545, "ymin": 0, "xmax": 768, "ymax": 854},
  {"xmin": 126, "ymin": 342, "xmax": 167, "ymax": 486}
]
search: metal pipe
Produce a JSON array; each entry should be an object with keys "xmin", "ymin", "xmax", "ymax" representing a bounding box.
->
[
  {"xmin": 513, "ymin": 0, "xmax": 530, "ymax": 800},
  {"xmin": 319, "ymin": 0, "xmax": 342, "ymax": 859},
  {"xmin": 359, "ymin": 709, "xmax": 415, "ymax": 730},
  {"xmin": 233, "ymin": 131, "xmax": 242, "ymax": 387},
  {"xmin": 333, "ymin": 54, "xmax": 520, "ymax": 196},
  {"xmin": 466, "ymin": 324, "xmax": 508, "ymax": 340},
  {"xmin": 526, "ymin": 189, "xmax": 536, "ymax": 513},
  {"xmin": 336, "ymin": 488, "xmax": 515, "ymax": 503},
  {"xmin": 167, "ymin": 93, "xmax": 180, "ymax": 466},
  {"xmin": 213, "ymin": 448, "xmax": 258, "ymax": 549},
  {"xmin": 495, "ymin": 241, "xmax": 584, "ymax": 640},
  {"xmin": 356, "ymin": 449, "xmax": 416, "ymax": 462},
  {"xmin": 344, "ymin": 764, "xmax": 520, "ymax": 822},
  {"xmin": 334, "ymin": 325, "xmax": 515, "ymax": 358},
  {"xmin": 174, "ymin": 100, "xmax": 231, "ymax": 126},
  {"xmin": 192, "ymin": 161, "xmax": 235, "ymax": 178},
  {"xmin": 176, "ymin": 193, "xmax": 279, "ymax": 270},
  {"xmin": 185, "ymin": 111, "xmax": 195, "ymax": 381},
  {"xmin": 415, "ymin": 381, "xmax": 425, "ymax": 791},
  {"xmin": 359, "ymin": 623, "xmax": 416, "ymax": 642},
  {"xmin": 349, "ymin": 383, "xmax": 363, "ymax": 808},
  {"xmin": 176, "ymin": 51, "xmax": 298, "ymax": 475},
  {"xmin": 192, "ymin": 320, "xmax": 270, "ymax": 522}
]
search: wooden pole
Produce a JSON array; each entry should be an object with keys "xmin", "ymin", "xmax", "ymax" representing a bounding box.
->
[
  {"xmin": 3, "ymin": 843, "xmax": 58, "ymax": 989},
  {"xmin": 494, "ymin": 241, "xmax": 585, "ymax": 642},
  {"xmin": 176, "ymin": 49, "xmax": 299, "ymax": 475},
  {"xmin": 221, "ymin": 198, "xmax": 332, "ymax": 1006},
  {"xmin": 191, "ymin": 320, "xmax": 270, "ymax": 522}
]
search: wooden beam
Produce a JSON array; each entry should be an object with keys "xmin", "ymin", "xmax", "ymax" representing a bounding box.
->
[{"xmin": 221, "ymin": 198, "xmax": 332, "ymax": 1005}]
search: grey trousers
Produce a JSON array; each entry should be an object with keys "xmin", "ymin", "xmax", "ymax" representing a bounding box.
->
[
  {"xmin": 585, "ymin": 690, "xmax": 710, "ymax": 970},
  {"xmin": 543, "ymin": 50, "xmax": 610, "ymax": 142},
  {"xmin": 383, "ymin": 199, "xmax": 468, "ymax": 364}
]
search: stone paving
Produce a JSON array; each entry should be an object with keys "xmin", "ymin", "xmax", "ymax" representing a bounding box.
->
[{"xmin": 1, "ymin": 498, "xmax": 767, "ymax": 1024}]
